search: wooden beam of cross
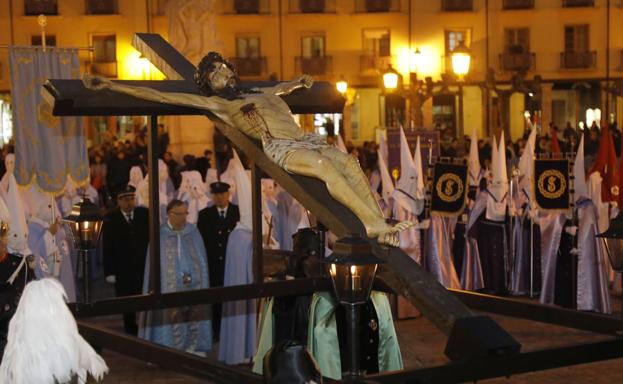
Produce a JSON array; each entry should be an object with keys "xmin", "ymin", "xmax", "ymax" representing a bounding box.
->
[{"xmin": 44, "ymin": 33, "xmax": 518, "ymax": 355}]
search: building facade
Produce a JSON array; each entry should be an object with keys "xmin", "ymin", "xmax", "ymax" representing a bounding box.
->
[{"xmin": 0, "ymin": 0, "xmax": 622, "ymax": 153}]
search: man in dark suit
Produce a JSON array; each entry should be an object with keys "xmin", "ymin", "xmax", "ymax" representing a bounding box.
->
[
  {"xmin": 197, "ymin": 181, "xmax": 240, "ymax": 341},
  {"xmin": 102, "ymin": 185, "xmax": 149, "ymax": 335}
]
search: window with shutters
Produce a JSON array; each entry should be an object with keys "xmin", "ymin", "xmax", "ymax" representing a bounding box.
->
[
  {"xmin": 564, "ymin": 25, "xmax": 589, "ymax": 52},
  {"xmin": 236, "ymin": 37, "xmax": 260, "ymax": 59},
  {"xmin": 85, "ymin": 0, "xmax": 117, "ymax": 14},
  {"xmin": 298, "ymin": 35, "xmax": 330, "ymax": 75},
  {"xmin": 24, "ymin": 0, "xmax": 58, "ymax": 15},
  {"xmin": 505, "ymin": 28, "xmax": 529, "ymax": 53},
  {"xmin": 363, "ymin": 29, "xmax": 391, "ymax": 57},
  {"xmin": 91, "ymin": 34, "xmax": 117, "ymax": 77},
  {"xmin": 444, "ymin": 29, "xmax": 470, "ymax": 56},
  {"xmin": 302, "ymin": 36, "xmax": 325, "ymax": 58}
]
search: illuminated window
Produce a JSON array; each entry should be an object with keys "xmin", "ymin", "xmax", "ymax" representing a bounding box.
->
[
  {"xmin": 363, "ymin": 29, "xmax": 390, "ymax": 57},
  {"xmin": 0, "ymin": 98, "xmax": 13, "ymax": 146}
]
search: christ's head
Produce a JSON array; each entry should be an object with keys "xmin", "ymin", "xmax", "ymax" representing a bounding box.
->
[{"xmin": 194, "ymin": 52, "xmax": 241, "ymax": 98}]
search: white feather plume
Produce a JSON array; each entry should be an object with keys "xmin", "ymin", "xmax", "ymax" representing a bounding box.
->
[{"xmin": 0, "ymin": 278, "xmax": 108, "ymax": 383}]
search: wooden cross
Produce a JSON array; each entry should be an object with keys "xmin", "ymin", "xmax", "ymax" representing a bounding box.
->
[{"xmin": 45, "ymin": 33, "xmax": 517, "ymax": 350}]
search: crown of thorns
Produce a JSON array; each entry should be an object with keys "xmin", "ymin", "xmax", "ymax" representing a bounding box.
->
[{"xmin": 194, "ymin": 52, "xmax": 237, "ymax": 92}]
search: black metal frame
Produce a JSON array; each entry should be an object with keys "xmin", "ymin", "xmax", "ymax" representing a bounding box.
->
[
  {"xmin": 67, "ymin": 116, "xmax": 623, "ymax": 383},
  {"xmin": 46, "ymin": 33, "xmax": 623, "ymax": 384}
]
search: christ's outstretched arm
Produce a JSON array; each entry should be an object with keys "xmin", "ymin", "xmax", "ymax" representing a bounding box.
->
[
  {"xmin": 255, "ymin": 75, "xmax": 313, "ymax": 96},
  {"xmin": 81, "ymin": 74, "xmax": 234, "ymax": 125}
]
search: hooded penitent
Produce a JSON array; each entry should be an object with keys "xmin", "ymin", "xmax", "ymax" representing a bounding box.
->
[
  {"xmin": 0, "ymin": 278, "xmax": 108, "ymax": 383},
  {"xmin": 128, "ymin": 166, "xmax": 144, "ymax": 189},
  {"xmin": 0, "ymin": 154, "xmax": 15, "ymax": 198},
  {"xmin": 468, "ymin": 126, "xmax": 481, "ymax": 187},
  {"xmin": 178, "ymin": 170, "xmax": 209, "ymax": 224},
  {"xmin": 571, "ymin": 136, "xmax": 611, "ymax": 313},
  {"xmin": 392, "ymin": 127, "xmax": 424, "ymax": 216},
  {"xmin": 218, "ymin": 148, "xmax": 257, "ymax": 365},
  {"xmin": 486, "ymin": 132, "xmax": 509, "ymax": 222},
  {"xmin": 6, "ymin": 171, "xmax": 31, "ymax": 256}
]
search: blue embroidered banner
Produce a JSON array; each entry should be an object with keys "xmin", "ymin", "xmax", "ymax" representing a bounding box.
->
[{"xmin": 9, "ymin": 47, "xmax": 88, "ymax": 192}]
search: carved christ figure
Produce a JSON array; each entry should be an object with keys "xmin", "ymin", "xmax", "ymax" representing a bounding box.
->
[{"xmin": 83, "ymin": 52, "xmax": 412, "ymax": 246}]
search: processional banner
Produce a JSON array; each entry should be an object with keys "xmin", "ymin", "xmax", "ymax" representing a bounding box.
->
[
  {"xmin": 387, "ymin": 128, "xmax": 440, "ymax": 178},
  {"xmin": 430, "ymin": 162, "xmax": 467, "ymax": 217},
  {"xmin": 533, "ymin": 159, "xmax": 570, "ymax": 211},
  {"xmin": 9, "ymin": 47, "xmax": 88, "ymax": 193}
]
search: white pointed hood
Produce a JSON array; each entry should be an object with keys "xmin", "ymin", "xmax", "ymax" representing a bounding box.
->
[
  {"xmin": 231, "ymin": 149, "xmax": 252, "ymax": 231},
  {"xmin": 489, "ymin": 135, "xmax": 498, "ymax": 182},
  {"xmin": 486, "ymin": 132, "xmax": 509, "ymax": 221},
  {"xmin": 497, "ymin": 131, "xmax": 508, "ymax": 184},
  {"xmin": 6, "ymin": 173, "xmax": 31, "ymax": 255},
  {"xmin": 29, "ymin": 187, "xmax": 56, "ymax": 224},
  {"xmin": 468, "ymin": 126, "xmax": 481, "ymax": 187},
  {"xmin": 574, "ymin": 135, "xmax": 589, "ymax": 202},
  {"xmin": 377, "ymin": 150, "xmax": 395, "ymax": 206},
  {"xmin": 0, "ymin": 154, "xmax": 15, "ymax": 197},
  {"xmin": 392, "ymin": 127, "xmax": 423, "ymax": 215},
  {"xmin": 518, "ymin": 126, "xmax": 537, "ymax": 194},
  {"xmin": 378, "ymin": 133, "xmax": 389, "ymax": 167},
  {"xmin": 128, "ymin": 166, "xmax": 144, "ymax": 189},
  {"xmin": 413, "ymin": 136, "xmax": 425, "ymax": 200},
  {"xmin": 0, "ymin": 194, "xmax": 10, "ymax": 228}
]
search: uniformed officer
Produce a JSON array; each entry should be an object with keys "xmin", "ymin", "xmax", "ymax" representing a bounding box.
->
[
  {"xmin": 197, "ymin": 181, "xmax": 240, "ymax": 341},
  {"xmin": 102, "ymin": 184, "xmax": 150, "ymax": 335}
]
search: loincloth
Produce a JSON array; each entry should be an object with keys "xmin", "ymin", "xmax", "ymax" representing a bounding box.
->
[{"xmin": 263, "ymin": 133, "xmax": 327, "ymax": 171}]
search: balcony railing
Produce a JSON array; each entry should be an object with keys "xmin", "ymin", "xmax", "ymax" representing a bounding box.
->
[
  {"xmin": 295, "ymin": 56, "xmax": 332, "ymax": 75},
  {"xmin": 24, "ymin": 0, "xmax": 58, "ymax": 15},
  {"xmin": 354, "ymin": 0, "xmax": 400, "ymax": 13},
  {"xmin": 560, "ymin": 51, "xmax": 596, "ymax": 69},
  {"xmin": 223, "ymin": 0, "xmax": 270, "ymax": 14},
  {"xmin": 562, "ymin": 0, "xmax": 594, "ymax": 7},
  {"xmin": 503, "ymin": 0, "xmax": 534, "ymax": 9},
  {"xmin": 289, "ymin": 0, "xmax": 336, "ymax": 13},
  {"xmin": 442, "ymin": 0, "xmax": 473, "ymax": 12},
  {"xmin": 229, "ymin": 57, "xmax": 267, "ymax": 77},
  {"xmin": 85, "ymin": 0, "xmax": 118, "ymax": 15},
  {"xmin": 499, "ymin": 52, "xmax": 535, "ymax": 72},
  {"xmin": 360, "ymin": 55, "xmax": 392, "ymax": 74},
  {"xmin": 90, "ymin": 61, "xmax": 118, "ymax": 78}
]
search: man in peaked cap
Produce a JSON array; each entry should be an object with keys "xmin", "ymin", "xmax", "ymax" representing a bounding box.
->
[
  {"xmin": 102, "ymin": 184, "xmax": 149, "ymax": 335},
  {"xmin": 197, "ymin": 181, "xmax": 240, "ymax": 341}
]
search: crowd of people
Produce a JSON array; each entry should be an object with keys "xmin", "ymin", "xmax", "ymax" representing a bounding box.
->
[{"xmin": 0, "ymin": 114, "xmax": 620, "ymax": 381}]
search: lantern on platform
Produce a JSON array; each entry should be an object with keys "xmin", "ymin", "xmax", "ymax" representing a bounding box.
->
[
  {"xmin": 64, "ymin": 197, "xmax": 103, "ymax": 303},
  {"xmin": 323, "ymin": 235, "xmax": 384, "ymax": 380}
]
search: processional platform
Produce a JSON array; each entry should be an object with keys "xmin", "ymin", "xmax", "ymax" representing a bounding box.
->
[{"xmin": 43, "ymin": 33, "xmax": 623, "ymax": 384}]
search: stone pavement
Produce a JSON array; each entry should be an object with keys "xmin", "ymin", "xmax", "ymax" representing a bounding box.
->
[
  {"xmin": 84, "ymin": 259, "xmax": 623, "ymax": 383},
  {"xmin": 89, "ymin": 298, "xmax": 623, "ymax": 383}
]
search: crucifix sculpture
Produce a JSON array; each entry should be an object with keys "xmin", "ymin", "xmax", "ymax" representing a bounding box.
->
[{"xmin": 44, "ymin": 33, "xmax": 518, "ymax": 362}]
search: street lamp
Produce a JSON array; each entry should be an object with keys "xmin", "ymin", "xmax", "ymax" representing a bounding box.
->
[
  {"xmin": 64, "ymin": 197, "xmax": 104, "ymax": 303},
  {"xmin": 451, "ymin": 40, "xmax": 471, "ymax": 79},
  {"xmin": 382, "ymin": 65, "xmax": 405, "ymax": 127},
  {"xmin": 336, "ymin": 77, "xmax": 348, "ymax": 95},
  {"xmin": 324, "ymin": 235, "xmax": 384, "ymax": 380},
  {"xmin": 451, "ymin": 40, "xmax": 472, "ymax": 146},
  {"xmin": 382, "ymin": 65, "xmax": 400, "ymax": 91}
]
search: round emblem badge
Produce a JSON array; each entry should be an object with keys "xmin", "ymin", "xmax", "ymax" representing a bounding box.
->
[
  {"xmin": 436, "ymin": 173, "xmax": 464, "ymax": 203},
  {"xmin": 537, "ymin": 169, "xmax": 566, "ymax": 199}
]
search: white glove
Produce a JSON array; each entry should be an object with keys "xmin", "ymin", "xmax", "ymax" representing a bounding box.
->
[
  {"xmin": 105, "ymin": 275, "xmax": 116, "ymax": 284},
  {"xmin": 417, "ymin": 219, "xmax": 431, "ymax": 230}
]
